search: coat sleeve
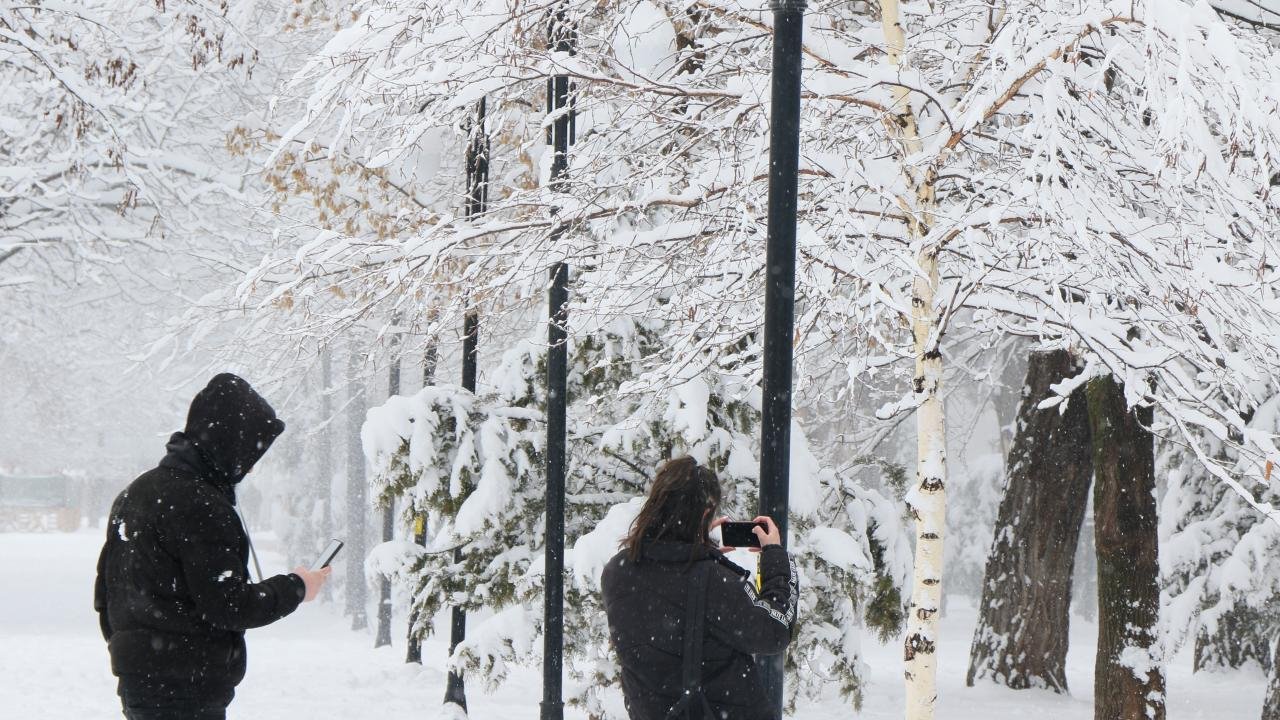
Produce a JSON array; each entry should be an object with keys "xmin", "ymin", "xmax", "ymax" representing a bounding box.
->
[
  {"xmin": 704, "ymin": 545, "xmax": 798, "ymax": 656},
  {"xmin": 94, "ymin": 540, "xmax": 113, "ymax": 642},
  {"xmin": 166, "ymin": 491, "xmax": 306, "ymax": 632}
]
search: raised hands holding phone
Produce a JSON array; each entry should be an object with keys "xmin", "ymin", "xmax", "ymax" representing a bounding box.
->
[{"xmin": 712, "ymin": 515, "xmax": 781, "ymax": 552}]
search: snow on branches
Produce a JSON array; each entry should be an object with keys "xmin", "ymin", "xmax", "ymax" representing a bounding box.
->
[
  {"xmin": 0, "ymin": 0, "xmax": 259, "ymax": 280},
  {"xmin": 254, "ymin": 0, "xmax": 1280, "ymax": 497}
]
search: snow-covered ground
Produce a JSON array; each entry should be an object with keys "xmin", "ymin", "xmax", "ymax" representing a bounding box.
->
[{"xmin": 0, "ymin": 530, "xmax": 1265, "ymax": 719}]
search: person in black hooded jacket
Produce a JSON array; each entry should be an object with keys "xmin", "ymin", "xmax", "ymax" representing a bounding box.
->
[
  {"xmin": 94, "ymin": 373, "xmax": 332, "ymax": 720},
  {"xmin": 601, "ymin": 457, "xmax": 798, "ymax": 720}
]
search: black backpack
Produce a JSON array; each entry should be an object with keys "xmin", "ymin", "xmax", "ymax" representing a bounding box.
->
[{"xmin": 665, "ymin": 561, "xmax": 715, "ymax": 720}]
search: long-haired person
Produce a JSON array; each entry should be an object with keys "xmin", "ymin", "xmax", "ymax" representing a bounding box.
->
[{"xmin": 601, "ymin": 456, "xmax": 798, "ymax": 720}]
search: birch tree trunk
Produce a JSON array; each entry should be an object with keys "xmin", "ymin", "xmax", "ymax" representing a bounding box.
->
[
  {"xmin": 904, "ymin": 256, "xmax": 945, "ymax": 720},
  {"xmin": 967, "ymin": 349, "xmax": 1092, "ymax": 691},
  {"xmin": 880, "ymin": 2, "xmax": 944, "ymax": 717},
  {"xmin": 1088, "ymin": 376, "xmax": 1165, "ymax": 720}
]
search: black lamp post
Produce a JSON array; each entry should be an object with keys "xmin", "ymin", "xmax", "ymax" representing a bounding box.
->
[
  {"xmin": 758, "ymin": 0, "xmax": 806, "ymax": 714},
  {"xmin": 442, "ymin": 312, "xmax": 477, "ymax": 709},
  {"xmin": 542, "ymin": 7, "xmax": 574, "ymax": 720},
  {"xmin": 441, "ymin": 97, "xmax": 489, "ymax": 711}
]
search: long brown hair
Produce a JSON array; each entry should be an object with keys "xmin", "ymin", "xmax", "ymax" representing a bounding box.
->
[{"xmin": 622, "ymin": 456, "xmax": 722, "ymax": 561}]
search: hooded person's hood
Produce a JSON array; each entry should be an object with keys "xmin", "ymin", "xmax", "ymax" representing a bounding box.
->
[{"xmin": 159, "ymin": 373, "xmax": 286, "ymax": 491}]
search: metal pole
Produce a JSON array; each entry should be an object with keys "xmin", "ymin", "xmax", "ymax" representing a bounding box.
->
[
  {"xmin": 375, "ymin": 322, "xmax": 402, "ymax": 648},
  {"xmin": 542, "ymin": 8, "xmax": 574, "ymax": 720},
  {"xmin": 758, "ymin": 0, "xmax": 806, "ymax": 714},
  {"xmin": 443, "ymin": 311, "xmax": 479, "ymax": 709},
  {"xmin": 443, "ymin": 97, "xmax": 488, "ymax": 710}
]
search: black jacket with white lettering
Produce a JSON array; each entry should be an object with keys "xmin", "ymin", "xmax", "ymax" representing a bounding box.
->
[
  {"xmin": 601, "ymin": 541, "xmax": 798, "ymax": 720},
  {"xmin": 93, "ymin": 374, "xmax": 304, "ymax": 700}
]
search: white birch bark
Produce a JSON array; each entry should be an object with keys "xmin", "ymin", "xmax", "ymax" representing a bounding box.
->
[{"xmin": 880, "ymin": 2, "xmax": 946, "ymax": 719}]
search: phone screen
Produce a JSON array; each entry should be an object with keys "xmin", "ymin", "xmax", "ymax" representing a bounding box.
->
[
  {"xmin": 309, "ymin": 539, "xmax": 344, "ymax": 571},
  {"xmin": 720, "ymin": 521, "xmax": 766, "ymax": 548}
]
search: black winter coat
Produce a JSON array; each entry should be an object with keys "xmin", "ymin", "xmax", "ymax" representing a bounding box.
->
[
  {"xmin": 94, "ymin": 374, "xmax": 305, "ymax": 702},
  {"xmin": 601, "ymin": 541, "xmax": 798, "ymax": 720}
]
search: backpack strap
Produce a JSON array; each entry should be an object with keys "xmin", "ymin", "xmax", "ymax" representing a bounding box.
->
[{"xmin": 666, "ymin": 560, "xmax": 715, "ymax": 720}]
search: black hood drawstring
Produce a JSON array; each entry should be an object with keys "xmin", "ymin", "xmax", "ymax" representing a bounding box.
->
[{"xmin": 233, "ymin": 505, "xmax": 264, "ymax": 583}]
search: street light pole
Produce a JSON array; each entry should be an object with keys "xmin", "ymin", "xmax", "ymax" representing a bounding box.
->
[
  {"xmin": 442, "ymin": 97, "xmax": 488, "ymax": 712},
  {"xmin": 758, "ymin": 0, "xmax": 806, "ymax": 714},
  {"xmin": 542, "ymin": 6, "xmax": 574, "ymax": 720}
]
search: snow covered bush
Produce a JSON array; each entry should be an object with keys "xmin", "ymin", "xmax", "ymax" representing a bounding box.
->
[
  {"xmin": 362, "ymin": 315, "xmax": 910, "ymax": 715},
  {"xmin": 1161, "ymin": 404, "xmax": 1280, "ymax": 669}
]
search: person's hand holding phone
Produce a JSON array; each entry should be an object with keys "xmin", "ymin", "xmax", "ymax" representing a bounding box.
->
[
  {"xmin": 713, "ymin": 516, "xmax": 781, "ymax": 552},
  {"xmin": 710, "ymin": 516, "xmax": 731, "ymax": 550},
  {"xmin": 749, "ymin": 515, "xmax": 781, "ymax": 552},
  {"xmin": 293, "ymin": 538, "xmax": 343, "ymax": 603},
  {"xmin": 292, "ymin": 565, "xmax": 332, "ymax": 603}
]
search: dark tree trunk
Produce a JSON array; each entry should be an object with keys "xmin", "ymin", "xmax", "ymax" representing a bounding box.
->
[
  {"xmin": 1195, "ymin": 603, "xmax": 1273, "ymax": 673},
  {"xmin": 1088, "ymin": 375, "xmax": 1165, "ymax": 720},
  {"xmin": 966, "ymin": 349, "xmax": 1093, "ymax": 691},
  {"xmin": 319, "ymin": 349, "xmax": 334, "ymax": 541},
  {"xmin": 375, "ymin": 339, "xmax": 401, "ymax": 648},
  {"xmin": 406, "ymin": 343, "xmax": 436, "ymax": 665},
  {"xmin": 1262, "ymin": 639, "xmax": 1280, "ymax": 720},
  {"xmin": 318, "ymin": 348, "xmax": 335, "ymax": 603},
  {"xmin": 345, "ymin": 350, "xmax": 369, "ymax": 631}
]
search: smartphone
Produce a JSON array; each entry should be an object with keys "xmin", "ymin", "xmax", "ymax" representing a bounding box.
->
[
  {"xmin": 309, "ymin": 538, "xmax": 344, "ymax": 571},
  {"xmin": 720, "ymin": 521, "xmax": 766, "ymax": 548}
]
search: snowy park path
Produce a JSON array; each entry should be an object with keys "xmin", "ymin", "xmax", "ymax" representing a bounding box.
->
[{"xmin": 0, "ymin": 530, "xmax": 1266, "ymax": 719}]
